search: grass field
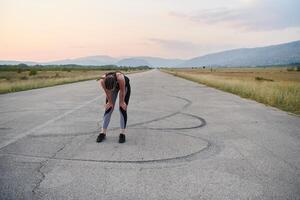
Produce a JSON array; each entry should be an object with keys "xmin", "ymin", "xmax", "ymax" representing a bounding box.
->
[
  {"xmin": 0, "ymin": 69, "xmax": 143, "ymax": 94},
  {"xmin": 163, "ymin": 67, "xmax": 300, "ymax": 115}
]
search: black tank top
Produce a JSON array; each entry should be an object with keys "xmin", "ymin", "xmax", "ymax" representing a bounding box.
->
[{"xmin": 105, "ymin": 72, "xmax": 130, "ymax": 90}]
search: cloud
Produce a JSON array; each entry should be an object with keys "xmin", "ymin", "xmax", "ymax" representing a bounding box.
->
[
  {"xmin": 147, "ymin": 38, "xmax": 239, "ymax": 57},
  {"xmin": 69, "ymin": 45, "xmax": 89, "ymax": 49},
  {"xmin": 170, "ymin": 0, "xmax": 300, "ymax": 31},
  {"xmin": 148, "ymin": 38, "xmax": 199, "ymax": 51}
]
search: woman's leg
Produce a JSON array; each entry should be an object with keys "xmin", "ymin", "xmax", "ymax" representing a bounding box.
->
[
  {"xmin": 119, "ymin": 85, "xmax": 131, "ymax": 134},
  {"xmin": 101, "ymin": 90, "xmax": 118, "ymax": 134}
]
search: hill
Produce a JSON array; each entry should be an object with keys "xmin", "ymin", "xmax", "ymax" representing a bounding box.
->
[{"xmin": 179, "ymin": 40, "xmax": 300, "ymax": 67}]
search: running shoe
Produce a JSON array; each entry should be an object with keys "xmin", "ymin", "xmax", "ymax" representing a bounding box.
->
[
  {"xmin": 96, "ymin": 133, "xmax": 106, "ymax": 143},
  {"xmin": 119, "ymin": 134, "xmax": 126, "ymax": 143}
]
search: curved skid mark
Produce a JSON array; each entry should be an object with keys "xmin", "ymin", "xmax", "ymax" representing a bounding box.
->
[
  {"xmin": 28, "ymin": 132, "xmax": 97, "ymax": 138},
  {"xmin": 29, "ymin": 95, "xmax": 198, "ymax": 138},
  {"xmin": 126, "ymin": 95, "xmax": 192, "ymax": 128},
  {"xmin": 29, "ymin": 112, "xmax": 206, "ymax": 138},
  {"xmin": 1, "ymin": 136, "xmax": 218, "ymax": 164},
  {"xmin": 2, "ymin": 126, "xmax": 223, "ymax": 165},
  {"xmin": 137, "ymin": 113, "xmax": 206, "ymax": 131},
  {"xmin": 20, "ymin": 95, "xmax": 219, "ymax": 165},
  {"xmin": 0, "ymin": 108, "xmax": 71, "ymax": 114}
]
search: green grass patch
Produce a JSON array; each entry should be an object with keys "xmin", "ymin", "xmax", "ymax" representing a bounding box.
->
[
  {"xmin": 163, "ymin": 69, "xmax": 300, "ymax": 115},
  {"xmin": 0, "ymin": 69, "xmax": 147, "ymax": 94}
]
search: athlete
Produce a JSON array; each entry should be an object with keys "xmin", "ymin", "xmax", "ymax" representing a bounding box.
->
[{"xmin": 97, "ymin": 71, "xmax": 131, "ymax": 143}]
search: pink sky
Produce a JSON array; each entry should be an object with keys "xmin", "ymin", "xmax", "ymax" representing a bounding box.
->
[{"xmin": 1, "ymin": 0, "xmax": 300, "ymax": 62}]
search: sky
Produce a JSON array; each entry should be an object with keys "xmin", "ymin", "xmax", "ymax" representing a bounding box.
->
[{"xmin": 0, "ymin": 0, "xmax": 300, "ymax": 61}]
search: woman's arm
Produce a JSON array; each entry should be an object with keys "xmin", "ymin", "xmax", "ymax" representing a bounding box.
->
[
  {"xmin": 117, "ymin": 73, "xmax": 127, "ymax": 110},
  {"xmin": 100, "ymin": 79, "xmax": 113, "ymax": 106}
]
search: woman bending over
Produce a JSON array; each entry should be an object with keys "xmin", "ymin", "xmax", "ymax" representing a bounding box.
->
[{"xmin": 97, "ymin": 71, "xmax": 130, "ymax": 143}]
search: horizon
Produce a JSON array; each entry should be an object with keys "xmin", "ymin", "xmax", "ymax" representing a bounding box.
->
[
  {"xmin": 1, "ymin": 39, "xmax": 299, "ymax": 63},
  {"xmin": 1, "ymin": 0, "xmax": 300, "ymax": 62}
]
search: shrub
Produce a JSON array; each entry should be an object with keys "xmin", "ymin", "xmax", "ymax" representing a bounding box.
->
[
  {"xmin": 29, "ymin": 69, "xmax": 37, "ymax": 76},
  {"xmin": 62, "ymin": 68, "xmax": 71, "ymax": 72},
  {"xmin": 255, "ymin": 77, "xmax": 274, "ymax": 81},
  {"xmin": 18, "ymin": 63, "xmax": 28, "ymax": 68},
  {"xmin": 20, "ymin": 76, "xmax": 28, "ymax": 80}
]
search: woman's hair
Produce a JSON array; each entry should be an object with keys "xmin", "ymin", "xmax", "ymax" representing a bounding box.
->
[{"xmin": 104, "ymin": 73, "xmax": 117, "ymax": 90}]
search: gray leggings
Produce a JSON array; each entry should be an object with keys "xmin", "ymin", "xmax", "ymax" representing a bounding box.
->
[{"xmin": 102, "ymin": 87, "xmax": 130, "ymax": 129}]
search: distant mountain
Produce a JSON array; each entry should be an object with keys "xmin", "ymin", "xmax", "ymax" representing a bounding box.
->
[
  {"xmin": 117, "ymin": 58, "xmax": 150, "ymax": 67},
  {"xmin": 117, "ymin": 57, "xmax": 184, "ymax": 67},
  {"xmin": 179, "ymin": 40, "xmax": 300, "ymax": 67},
  {"xmin": 1, "ymin": 40, "xmax": 300, "ymax": 67},
  {"xmin": 134, "ymin": 57, "xmax": 185, "ymax": 67},
  {"xmin": 43, "ymin": 55, "xmax": 184, "ymax": 67},
  {"xmin": 0, "ymin": 60, "xmax": 38, "ymax": 65},
  {"xmin": 43, "ymin": 55, "xmax": 118, "ymax": 66}
]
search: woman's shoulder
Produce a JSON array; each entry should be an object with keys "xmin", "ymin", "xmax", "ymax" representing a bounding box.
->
[
  {"xmin": 116, "ymin": 71, "xmax": 123, "ymax": 75},
  {"xmin": 100, "ymin": 74, "xmax": 106, "ymax": 79},
  {"xmin": 116, "ymin": 71, "xmax": 125, "ymax": 78}
]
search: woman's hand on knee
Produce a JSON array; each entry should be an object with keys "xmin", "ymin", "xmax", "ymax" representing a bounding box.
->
[
  {"xmin": 120, "ymin": 102, "xmax": 127, "ymax": 111},
  {"xmin": 105, "ymin": 102, "xmax": 114, "ymax": 110}
]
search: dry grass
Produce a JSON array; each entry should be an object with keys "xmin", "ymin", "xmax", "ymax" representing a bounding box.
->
[
  {"xmin": 0, "ymin": 69, "xmax": 141, "ymax": 94},
  {"xmin": 164, "ymin": 67, "xmax": 300, "ymax": 115}
]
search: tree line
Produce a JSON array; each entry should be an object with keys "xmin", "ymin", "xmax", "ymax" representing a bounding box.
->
[{"xmin": 0, "ymin": 63, "xmax": 152, "ymax": 71}]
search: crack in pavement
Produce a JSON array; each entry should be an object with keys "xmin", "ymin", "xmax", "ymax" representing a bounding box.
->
[
  {"xmin": 31, "ymin": 136, "xmax": 76, "ymax": 196},
  {"xmin": 31, "ymin": 159, "xmax": 47, "ymax": 197}
]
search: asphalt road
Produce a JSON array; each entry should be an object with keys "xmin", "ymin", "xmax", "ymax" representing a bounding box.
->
[{"xmin": 0, "ymin": 69, "xmax": 299, "ymax": 200}]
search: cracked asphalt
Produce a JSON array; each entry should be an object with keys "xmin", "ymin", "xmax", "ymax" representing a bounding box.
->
[{"xmin": 0, "ymin": 69, "xmax": 300, "ymax": 200}]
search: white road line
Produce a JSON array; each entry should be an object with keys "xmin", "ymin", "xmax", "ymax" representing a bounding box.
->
[{"xmin": 0, "ymin": 94, "xmax": 104, "ymax": 150}]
